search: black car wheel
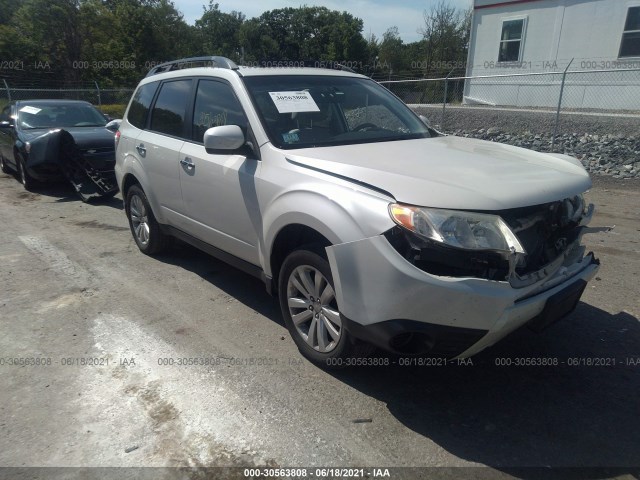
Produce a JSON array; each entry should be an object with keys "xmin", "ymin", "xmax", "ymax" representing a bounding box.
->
[
  {"xmin": 0, "ymin": 155, "xmax": 13, "ymax": 174},
  {"xmin": 16, "ymin": 154, "xmax": 36, "ymax": 191},
  {"xmin": 125, "ymin": 185, "xmax": 168, "ymax": 255}
]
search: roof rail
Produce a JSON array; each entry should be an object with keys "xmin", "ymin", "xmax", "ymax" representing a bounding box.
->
[
  {"xmin": 334, "ymin": 64, "xmax": 356, "ymax": 73},
  {"xmin": 145, "ymin": 56, "xmax": 238, "ymax": 77}
]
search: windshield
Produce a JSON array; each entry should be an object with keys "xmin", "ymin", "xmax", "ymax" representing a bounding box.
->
[
  {"xmin": 18, "ymin": 103, "xmax": 107, "ymax": 130},
  {"xmin": 243, "ymin": 75, "xmax": 431, "ymax": 149}
]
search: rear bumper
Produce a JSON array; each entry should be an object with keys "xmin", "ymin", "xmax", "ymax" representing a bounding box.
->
[{"xmin": 327, "ymin": 235, "xmax": 599, "ymax": 358}]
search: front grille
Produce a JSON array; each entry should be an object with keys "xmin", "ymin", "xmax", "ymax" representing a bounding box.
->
[{"xmin": 499, "ymin": 199, "xmax": 583, "ymax": 275}]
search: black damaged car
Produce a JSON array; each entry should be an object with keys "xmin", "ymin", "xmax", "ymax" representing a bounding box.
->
[{"xmin": 0, "ymin": 99, "xmax": 119, "ymax": 201}]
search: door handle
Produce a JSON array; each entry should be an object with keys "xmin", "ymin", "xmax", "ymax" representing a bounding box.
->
[
  {"xmin": 180, "ymin": 157, "xmax": 195, "ymax": 169},
  {"xmin": 136, "ymin": 144, "xmax": 146, "ymax": 156}
]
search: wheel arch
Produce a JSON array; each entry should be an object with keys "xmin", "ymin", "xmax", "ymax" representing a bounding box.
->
[
  {"xmin": 121, "ymin": 172, "xmax": 141, "ymax": 199},
  {"xmin": 269, "ymin": 223, "xmax": 333, "ymax": 294},
  {"xmin": 118, "ymin": 156, "xmax": 166, "ymax": 224}
]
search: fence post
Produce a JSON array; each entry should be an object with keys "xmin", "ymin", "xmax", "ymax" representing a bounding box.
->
[
  {"xmin": 442, "ymin": 68, "xmax": 455, "ymax": 132},
  {"xmin": 2, "ymin": 79, "xmax": 10, "ymax": 102},
  {"xmin": 551, "ymin": 58, "xmax": 574, "ymax": 152},
  {"xmin": 94, "ymin": 81, "xmax": 102, "ymax": 109}
]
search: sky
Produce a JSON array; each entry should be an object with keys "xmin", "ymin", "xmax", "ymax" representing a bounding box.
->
[{"xmin": 174, "ymin": 0, "xmax": 473, "ymax": 43}]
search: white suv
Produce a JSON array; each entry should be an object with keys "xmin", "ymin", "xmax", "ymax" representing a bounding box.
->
[{"xmin": 115, "ymin": 56, "xmax": 600, "ymax": 366}]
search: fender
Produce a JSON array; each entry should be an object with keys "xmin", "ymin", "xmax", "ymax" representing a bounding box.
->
[{"xmin": 262, "ymin": 186, "xmax": 394, "ymax": 278}]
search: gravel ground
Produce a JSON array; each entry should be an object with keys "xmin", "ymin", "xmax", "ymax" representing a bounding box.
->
[
  {"xmin": 0, "ymin": 169, "xmax": 638, "ymax": 480},
  {"xmin": 411, "ymin": 105, "xmax": 640, "ymax": 179},
  {"xmin": 414, "ymin": 105, "xmax": 640, "ymax": 137}
]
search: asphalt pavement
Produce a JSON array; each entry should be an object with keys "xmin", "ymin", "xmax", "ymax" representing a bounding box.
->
[{"xmin": 0, "ymin": 170, "xmax": 638, "ymax": 480}]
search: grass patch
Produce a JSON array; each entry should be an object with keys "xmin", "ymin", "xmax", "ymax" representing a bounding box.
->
[{"xmin": 98, "ymin": 104, "xmax": 127, "ymax": 119}]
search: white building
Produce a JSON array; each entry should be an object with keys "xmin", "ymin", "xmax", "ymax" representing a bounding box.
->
[{"xmin": 463, "ymin": 0, "xmax": 640, "ymax": 110}]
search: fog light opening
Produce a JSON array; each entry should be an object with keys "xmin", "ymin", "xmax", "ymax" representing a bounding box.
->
[{"xmin": 389, "ymin": 332, "xmax": 434, "ymax": 355}]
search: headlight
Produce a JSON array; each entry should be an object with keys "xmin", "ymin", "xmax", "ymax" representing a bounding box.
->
[
  {"xmin": 24, "ymin": 142, "xmax": 31, "ymax": 153},
  {"xmin": 389, "ymin": 204, "xmax": 526, "ymax": 254}
]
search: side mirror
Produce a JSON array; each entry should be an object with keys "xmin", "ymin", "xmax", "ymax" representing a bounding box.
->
[
  {"xmin": 419, "ymin": 115, "xmax": 431, "ymax": 127},
  {"xmin": 204, "ymin": 125, "xmax": 245, "ymax": 152},
  {"xmin": 0, "ymin": 120, "xmax": 14, "ymax": 129},
  {"xmin": 105, "ymin": 119, "xmax": 121, "ymax": 132}
]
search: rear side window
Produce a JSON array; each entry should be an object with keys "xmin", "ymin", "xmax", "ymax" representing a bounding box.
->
[
  {"xmin": 150, "ymin": 79, "xmax": 192, "ymax": 138},
  {"xmin": 127, "ymin": 82, "xmax": 158, "ymax": 129},
  {"xmin": 192, "ymin": 80, "xmax": 247, "ymax": 143}
]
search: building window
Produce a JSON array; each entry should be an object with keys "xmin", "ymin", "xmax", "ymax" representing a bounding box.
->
[
  {"xmin": 498, "ymin": 18, "xmax": 525, "ymax": 62},
  {"xmin": 620, "ymin": 6, "xmax": 640, "ymax": 57}
]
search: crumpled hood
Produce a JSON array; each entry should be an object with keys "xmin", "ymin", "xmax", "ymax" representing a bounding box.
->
[
  {"xmin": 21, "ymin": 127, "xmax": 115, "ymax": 168},
  {"xmin": 22, "ymin": 127, "xmax": 115, "ymax": 151},
  {"xmin": 286, "ymin": 135, "xmax": 591, "ymax": 210},
  {"xmin": 62, "ymin": 126, "xmax": 115, "ymax": 150}
]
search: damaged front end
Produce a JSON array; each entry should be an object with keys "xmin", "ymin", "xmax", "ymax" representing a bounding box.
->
[
  {"xmin": 325, "ymin": 195, "xmax": 605, "ymax": 357},
  {"xmin": 385, "ymin": 194, "xmax": 606, "ymax": 290},
  {"xmin": 25, "ymin": 128, "xmax": 118, "ymax": 202}
]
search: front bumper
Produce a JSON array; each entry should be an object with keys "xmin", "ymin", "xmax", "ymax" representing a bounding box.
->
[{"xmin": 326, "ymin": 235, "xmax": 599, "ymax": 358}]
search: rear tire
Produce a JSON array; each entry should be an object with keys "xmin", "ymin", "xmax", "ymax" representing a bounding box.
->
[
  {"xmin": 278, "ymin": 247, "xmax": 373, "ymax": 368},
  {"xmin": 0, "ymin": 155, "xmax": 12, "ymax": 174},
  {"xmin": 125, "ymin": 185, "xmax": 168, "ymax": 255}
]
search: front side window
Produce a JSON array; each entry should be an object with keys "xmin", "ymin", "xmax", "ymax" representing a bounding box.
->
[
  {"xmin": 149, "ymin": 79, "xmax": 192, "ymax": 138},
  {"xmin": 192, "ymin": 80, "xmax": 248, "ymax": 143},
  {"xmin": 498, "ymin": 19, "xmax": 525, "ymax": 62},
  {"xmin": 620, "ymin": 6, "xmax": 640, "ymax": 57},
  {"xmin": 128, "ymin": 82, "xmax": 158, "ymax": 129},
  {"xmin": 243, "ymin": 75, "xmax": 430, "ymax": 149}
]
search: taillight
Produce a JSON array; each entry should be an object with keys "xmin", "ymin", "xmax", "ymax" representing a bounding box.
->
[{"xmin": 114, "ymin": 130, "xmax": 121, "ymax": 150}]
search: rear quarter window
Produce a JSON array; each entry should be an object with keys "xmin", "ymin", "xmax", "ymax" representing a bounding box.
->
[{"xmin": 127, "ymin": 82, "xmax": 159, "ymax": 129}]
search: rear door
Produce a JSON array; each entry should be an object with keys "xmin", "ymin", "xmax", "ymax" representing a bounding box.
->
[
  {"xmin": 178, "ymin": 78, "xmax": 261, "ymax": 266},
  {"xmin": 137, "ymin": 78, "xmax": 193, "ymax": 228}
]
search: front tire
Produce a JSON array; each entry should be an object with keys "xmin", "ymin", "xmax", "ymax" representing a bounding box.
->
[
  {"xmin": 278, "ymin": 247, "xmax": 372, "ymax": 367},
  {"xmin": 16, "ymin": 154, "xmax": 36, "ymax": 191},
  {"xmin": 125, "ymin": 185, "xmax": 168, "ymax": 255}
]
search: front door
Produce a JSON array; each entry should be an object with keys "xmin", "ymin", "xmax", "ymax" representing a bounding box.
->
[{"xmin": 178, "ymin": 79, "xmax": 261, "ymax": 266}]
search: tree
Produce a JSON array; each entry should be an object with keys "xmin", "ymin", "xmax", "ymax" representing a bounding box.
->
[
  {"xmin": 239, "ymin": 6, "xmax": 368, "ymax": 66},
  {"xmin": 4, "ymin": 0, "xmax": 83, "ymax": 83},
  {"xmin": 107, "ymin": 0, "xmax": 197, "ymax": 81},
  {"xmin": 195, "ymin": 2, "xmax": 245, "ymax": 60},
  {"xmin": 378, "ymin": 27, "xmax": 408, "ymax": 78},
  {"xmin": 418, "ymin": 0, "xmax": 471, "ymax": 77}
]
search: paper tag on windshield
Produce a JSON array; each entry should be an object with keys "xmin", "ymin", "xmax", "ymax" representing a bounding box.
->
[
  {"xmin": 19, "ymin": 106, "xmax": 41, "ymax": 115},
  {"xmin": 269, "ymin": 91, "xmax": 320, "ymax": 114}
]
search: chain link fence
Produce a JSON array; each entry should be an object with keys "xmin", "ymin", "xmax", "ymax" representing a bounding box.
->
[
  {"xmin": 0, "ymin": 80, "xmax": 134, "ymax": 117},
  {"xmin": 380, "ymin": 68, "xmax": 640, "ymax": 150},
  {"xmin": 2, "ymin": 69, "xmax": 638, "ymax": 154}
]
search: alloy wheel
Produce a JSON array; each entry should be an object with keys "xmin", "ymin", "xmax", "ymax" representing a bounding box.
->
[
  {"xmin": 129, "ymin": 194, "xmax": 150, "ymax": 247},
  {"xmin": 286, "ymin": 265, "xmax": 342, "ymax": 353}
]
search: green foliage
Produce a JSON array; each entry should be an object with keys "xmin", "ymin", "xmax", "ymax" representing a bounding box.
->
[
  {"xmin": 195, "ymin": 2, "xmax": 244, "ymax": 59},
  {"xmin": 0, "ymin": 0, "xmax": 470, "ymax": 85},
  {"xmin": 417, "ymin": 0, "xmax": 471, "ymax": 77},
  {"xmin": 378, "ymin": 27, "xmax": 408, "ymax": 75},
  {"xmin": 239, "ymin": 6, "xmax": 369, "ymax": 64},
  {"xmin": 98, "ymin": 103, "xmax": 127, "ymax": 118}
]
